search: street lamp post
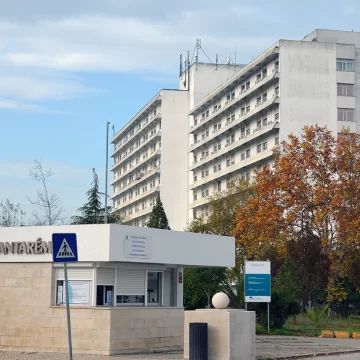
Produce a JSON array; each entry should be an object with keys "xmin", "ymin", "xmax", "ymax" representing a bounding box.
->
[{"xmin": 104, "ymin": 122, "xmax": 110, "ymax": 224}]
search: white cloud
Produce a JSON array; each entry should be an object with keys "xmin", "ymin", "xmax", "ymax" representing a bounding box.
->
[{"xmin": 0, "ymin": 0, "xmax": 358, "ymax": 111}]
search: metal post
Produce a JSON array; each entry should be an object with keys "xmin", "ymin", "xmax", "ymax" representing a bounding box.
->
[
  {"xmin": 64, "ymin": 263, "xmax": 73, "ymax": 360},
  {"xmin": 245, "ymin": 302, "xmax": 247, "ymax": 311},
  {"xmin": 267, "ymin": 302, "xmax": 270, "ymax": 333},
  {"xmin": 104, "ymin": 121, "xmax": 110, "ymax": 224}
]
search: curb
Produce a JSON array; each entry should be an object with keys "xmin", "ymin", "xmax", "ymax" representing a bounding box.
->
[{"xmin": 258, "ymin": 349, "xmax": 360, "ymax": 359}]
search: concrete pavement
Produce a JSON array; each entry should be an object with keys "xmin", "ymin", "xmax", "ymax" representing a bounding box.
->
[{"xmin": 0, "ymin": 336, "xmax": 359, "ymax": 359}]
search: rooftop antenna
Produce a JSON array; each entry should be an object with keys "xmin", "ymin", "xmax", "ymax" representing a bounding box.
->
[
  {"xmin": 195, "ymin": 39, "xmax": 201, "ymax": 63},
  {"xmin": 180, "ymin": 54, "xmax": 183, "ymax": 76}
]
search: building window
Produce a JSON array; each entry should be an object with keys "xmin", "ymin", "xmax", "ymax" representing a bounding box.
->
[
  {"xmin": 194, "ymin": 193, "xmax": 197, "ymax": 201},
  {"xmin": 147, "ymin": 272, "xmax": 162, "ymax": 306},
  {"xmin": 218, "ymin": 181, "xmax": 222, "ymax": 191},
  {"xmin": 275, "ymin": 86, "xmax": 279, "ymax": 96},
  {"xmin": 246, "ymin": 149, "xmax": 250, "ymax": 158},
  {"xmin": 246, "ymin": 81, "xmax": 250, "ymax": 90},
  {"xmin": 262, "ymin": 68, "xmax": 267, "ymax": 78},
  {"xmin": 246, "ymin": 105, "xmax": 250, "ymax": 113},
  {"xmin": 257, "ymin": 120, "xmax": 261, "ymax": 129},
  {"xmin": 241, "ymin": 107, "xmax": 245, "ymax": 115},
  {"xmin": 231, "ymin": 133, "xmax": 235, "ymax": 143},
  {"xmin": 263, "ymin": 142, "xmax": 268, "ymax": 150},
  {"xmin": 231, "ymin": 92, "xmax": 235, "ymax": 100},
  {"xmin": 257, "ymin": 144, "xmax": 262, "ymax": 153},
  {"xmin": 275, "ymin": 112, "xmax": 280, "ymax": 120},
  {"xmin": 263, "ymin": 117, "xmax": 268, "ymax": 126},
  {"xmin": 206, "ymin": 170, "xmax": 209, "ymax": 176},
  {"xmin": 218, "ymin": 164, "xmax": 221, "ymax": 171},
  {"xmin": 241, "ymin": 127, "xmax": 245, "ymax": 137},
  {"xmin": 263, "ymin": 92, "xmax": 267, "ymax": 102},
  {"xmin": 206, "ymin": 110, "xmax": 209, "ymax": 117},
  {"xmin": 257, "ymin": 96, "xmax": 262, "ymax": 106},
  {"xmin": 275, "ymin": 136, "xmax": 280, "ymax": 145},
  {"xmin": 246, "ymin": 171, "xmax": 251, "ymax": 181},
  {"xmin": 194, "ymin": 118, "xmax": 198, "ymax": 126},
  {"xmin": 241, "ymin": 152, "xmax": 245, "ymax": 160},
  {"xmin": 337, "ymin": 84, "xmax": 354, "ymax": 96},
  {"xmin": 97, "ymin": 285, "xmax": 114, "ymax": 306},
  {"xmin": 117, "ymin": 295, "xmax": 145, "ymax": 305},
  {"xmin": 275, "ymin": 60, "xmax": 279, "ymax": 72},
  {"xmin": 214, "ymin": 165, "xmax": 217, "ymax": 173},
  {"xmin": 206, "ymin": 189, "xmax": 209, "ymax": 196},
  {"xmin": 241, "ymin": 84, "xmax": 245, "ymax": 93},
  {"xmin": 226, "ymin": 158, "xmax": 231, "ymax": 167},
  {"xmin": 246, "ymin": 125, "xmax": 250, "ymax": 135},
  {"xmin": 338, "ymin": 108, "xmax": 354, "ymax": 121},
  {"xmin": 336, "ymin": 59, "xmax": 354, "ymax": 72},
  {"xmin": 56, "ymin": 280, "xmax": 91, "ymax": 306}
]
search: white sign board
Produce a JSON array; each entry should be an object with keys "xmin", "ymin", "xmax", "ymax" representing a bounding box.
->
[
  {"xmin": 123, "ymin": 234, "xmax": 152, "ymax": 259},
  {"xmin": 245, "ymin": 261, "xmax": 271, "ymax": 275}
]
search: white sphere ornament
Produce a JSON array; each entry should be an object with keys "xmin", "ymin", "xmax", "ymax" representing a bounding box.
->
[{"xmin": 212, "ymin": 292, "xmax": 229, "ymax": 309}]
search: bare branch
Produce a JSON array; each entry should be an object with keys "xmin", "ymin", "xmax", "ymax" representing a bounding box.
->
[{"xmin": 27, "ymin": 159, "xmax": 64, "ymax": 226}]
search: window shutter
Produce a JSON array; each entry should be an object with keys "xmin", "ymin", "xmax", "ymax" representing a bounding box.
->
[{"xmin": 116, "ymin": 269, "xmax": 145, "ymax": 295}]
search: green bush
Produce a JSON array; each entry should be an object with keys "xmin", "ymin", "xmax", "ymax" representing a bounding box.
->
[{"xmin": 253, "ymin": 290, "xmax": 301, "ymax": 329}]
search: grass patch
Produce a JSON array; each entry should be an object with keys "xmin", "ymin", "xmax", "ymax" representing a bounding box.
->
[{"xmin": 256, "ymin": 313, "xmax": 360, "ymax": 337}]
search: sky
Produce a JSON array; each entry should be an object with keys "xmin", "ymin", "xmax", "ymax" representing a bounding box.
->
[{"xmin": 1, "ymin": 0, "xmax": 359, "ymax": 223}]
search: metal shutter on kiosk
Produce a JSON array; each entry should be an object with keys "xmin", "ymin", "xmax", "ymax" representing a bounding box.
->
[
  {"xmin": 57, "ymin": 268, "xmax": 93, "ymax": 280},
  {"xmin": 116, "ymin": 269, "xmax": 145, "ymax": 295},
  {"xmin": 97, "ymin": 268, "xmax": 115, "ymax": 285}
]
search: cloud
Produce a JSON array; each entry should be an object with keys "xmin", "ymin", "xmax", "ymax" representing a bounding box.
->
[
  {"xmin": 0, "ymin": 0, "xmax": 359, "ymax": 113},
  {"xmin": 0, "ymin": 98, "xmax": 72, "ymax": 114}
]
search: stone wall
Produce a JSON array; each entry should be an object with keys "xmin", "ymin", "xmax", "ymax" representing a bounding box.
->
[
  {"xmin": 109, "ymin": 307, "xmax": 184, "ymax": 355},
  {"xmin": 0, "ymin": 262, "xmax": 184, "ymax": 355}
]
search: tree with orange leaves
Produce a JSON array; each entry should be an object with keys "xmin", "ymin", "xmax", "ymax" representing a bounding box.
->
[{"xmin": 234, "ymin": 125, "xmax": 360, "ymax": 303}]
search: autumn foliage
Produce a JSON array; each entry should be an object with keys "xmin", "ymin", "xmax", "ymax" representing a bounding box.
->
[{"xmin": 234, "ymin": 125, "xmax": 360, "ymax": 301}]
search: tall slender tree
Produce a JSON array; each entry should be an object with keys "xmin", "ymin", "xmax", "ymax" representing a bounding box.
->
[
  {"xmin": 147, "ymin": 195, "xmax": 170, "ymax": 229},
  {"xmin": 71, "ymin": 168, "xmax": 121, "ymax": 224}
]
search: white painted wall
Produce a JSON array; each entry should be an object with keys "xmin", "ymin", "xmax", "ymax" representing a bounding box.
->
[
  {"xmin": 180, "ymin": 63, "xmax": 244, "ymax": 109},
  {"xmin": 279, "ymin": 40, "xmax": 338, "ymax": 139},
  {"xmin": 0, "ymin": 224, "xmax": 235, "ymax": 268},
  {"xmin": 0, "ymin": 225, "xmax": 110, "ymax": 263},
  {"xmin": 160, "ymin": 90, "xmax": 189, "ymax": 231}
]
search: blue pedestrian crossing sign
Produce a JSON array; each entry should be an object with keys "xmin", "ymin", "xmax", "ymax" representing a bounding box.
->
[{"xmin": 52, "ymin": 233, "xmax": 78, "ymax": 263}]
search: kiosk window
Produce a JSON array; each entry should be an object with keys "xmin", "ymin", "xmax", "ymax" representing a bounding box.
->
[
  {"xmin": 147, "ymin": 272, "xmax": 162, "ymax": 306},
  {"xmin": 96, "ymin": 285, "xmax": 114, "ymax": 306},
  {"xmin": 116, "ymin": 295, "xmax": 145, "ymax": 305},
  {"xmin": 56, "ymin": 280, "xmax": 91, "ymax": 305}
]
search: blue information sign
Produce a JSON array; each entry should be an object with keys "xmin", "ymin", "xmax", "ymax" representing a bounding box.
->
[
  {"xmin": 244, "ymin": 261, "xmax": 271, "ymax": 303},
  {"xmin": 52, "ymin": 233, "xmax": 78, "ymax": 263},
  {"xmin": 245, "ymin": 274, "xmax": 271, "ymax": 302}
]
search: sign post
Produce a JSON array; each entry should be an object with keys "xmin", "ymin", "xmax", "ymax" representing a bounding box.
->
[
  {"xmin": 244, "ymin": 261, "xmax": 271, "ymax": 333},
  {"xmin": 52, "ymin": 233, "xmax": 78, "ymax": 360}
]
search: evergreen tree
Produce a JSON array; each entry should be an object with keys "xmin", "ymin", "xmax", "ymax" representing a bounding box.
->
[
  {"xmin": 71, "ymin": 169, "xmax": 121, "ymax": 224},
  {"xmin": 147, "ymin": 195, "xmax": 170, "ymax": 229}
]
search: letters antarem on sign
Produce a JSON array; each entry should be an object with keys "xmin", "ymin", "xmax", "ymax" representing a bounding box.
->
[{"xmin": 0, "ymin": 238, "xmax": 52, "ymax": 255}]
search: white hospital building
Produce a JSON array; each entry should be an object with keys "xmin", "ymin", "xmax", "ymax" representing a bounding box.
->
[{"xmin": 112, "ymin": 29, "xmax": 360, "ymax": 229}]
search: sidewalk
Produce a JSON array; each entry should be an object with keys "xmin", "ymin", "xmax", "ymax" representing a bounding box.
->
[{"xmin": 0, "ymin": 336, "xmax": 359, "ymax": 359}]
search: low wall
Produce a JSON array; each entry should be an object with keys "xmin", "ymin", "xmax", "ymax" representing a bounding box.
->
[
  {"xmin": 109, "ymin": 307, "xmax": 184, "ymax": 355},
  {"xmin": 0, "ymin": 262, "xmax": 184, "ymax": 355}
]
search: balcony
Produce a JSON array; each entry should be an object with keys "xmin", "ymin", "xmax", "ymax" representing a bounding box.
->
[
  {"xmin": 111, "ymin": 130, "xmax": 161, "ymax": 171},
  {"xmin": 189, "ymin": 149, "xmax": 273, "ymax": 191},
  {"xmin": 190, "ymin": 95, "xmax": 280, "ymax": 152},
  {"xmin": 122, "ymin": 207, "xmax": 153, "ymax": 223},
  {"xmin": 189, "ymin": 70, "xmax": 279, "ymax": 135},
  {"xmin": 189, "ymin": 121, "xmax": 279, "ymax": 171},
  {"xmin": 111, "ymin": 167, "xmax": 160, "ymax": 199},
  {"xmin": 111, "ymin": 149, "xmax": 161, "ymax": 185},
  {"xmin": 112, "ymin": 112, "xmax": 162, "ymax": 157},
  {"xmin": 114, "ymin": 186, "xmax": 160, "ymax": 211}
]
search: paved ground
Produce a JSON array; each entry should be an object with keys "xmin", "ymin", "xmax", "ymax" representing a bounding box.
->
[{"xmin": 0, "ymin": 336, "xmax": 359, "ymax": 359}]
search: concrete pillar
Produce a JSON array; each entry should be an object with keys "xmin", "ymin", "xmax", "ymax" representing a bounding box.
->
[{"xmin": 184, "ymin": 309, "xmax": 256, "ymax": 360}]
